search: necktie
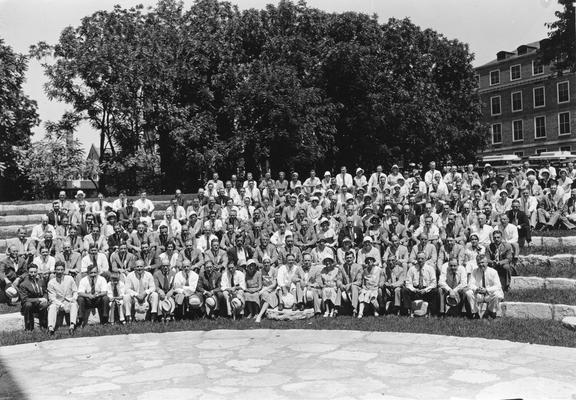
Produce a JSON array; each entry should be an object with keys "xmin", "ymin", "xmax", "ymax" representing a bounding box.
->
[
  {"xmin": 80, "ymin": 212, "xmax": 85, "ymax": 225},
  {"xmin": 113, "ymin": 283, "xmax": 119, "ymax": 297},
  {"xmin": 451, "ymin": 272, "xmax": 457, "ymax": 288},
  {"xmin": 33, "ymin": 280, "xmax": 40, "ymax": 295},
  {"xmin": 90, "ymin": 278, "xmax": 96, "ymax": 294},
  {"xmin": 163, "ymin": 273, "xmax": 169, "ymax": 291},
  {"xmin": 418, "ymin": 270, "xmax": 424, "ymax": 288},
  {"xmin": 138, "ymin": 276, "xmax": 145, "ymax": 296},
  {"xmin": 482, "ymin": 271, "xmax": 486, "ymax": 288}
]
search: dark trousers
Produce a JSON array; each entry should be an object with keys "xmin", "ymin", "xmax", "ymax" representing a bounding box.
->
[
  {"xmin": 22, "ymin": 301, "xmax": 48, "ymax": 331},
  {"xmin": 401, "ymin": 287, "xmax": 439, "ymax": 315},
  {"xmin": 78, "ymin": 295, "xmax": 109, "ymax": 326}
]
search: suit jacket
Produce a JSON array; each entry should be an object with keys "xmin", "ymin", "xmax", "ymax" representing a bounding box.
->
[
  {"xmin": 47, "ymin": 210, "xmax": 66, "ymax": 227},
  {"xmin": 337, "ymin": 226, "xmax": 364, "ymax": 247},
  {"xmin": 110, "ymin": 251, "xmax": 137, "ymax": 273},
  {"xmin": 153, "ymin": 269, "xmax": 175, "ymax": 295},
  {"xmin": 139, "ymin": 249, "xmax": 161, "ymax": 272},
  {"xmin": 506, "ymin": 210, "xmax": 530, "ymax": 231},
  {"xmin": 18, "ymin": 276, "xmax": 48, "ymax": 304},
  {"xmin": 0, "ymin": 256, "xmax": 27, "ymax": 282},
  {"xmin": 203, "ymin": 249, "xmax": 228, "ymax": 268},
  {"xmin": 107, "ymin": 232, "xmax": 130, "ymax": 252},
  {"xmin": 55, "ymin": 251, "xmax": 82, "ymax": 274},
  {"xmin": 226, "ymin": 245, "xmax": 255, "ymax": 266},
  {"xmin": 117, "ymin": 206, "xmax": 141, "ymax": 225}
]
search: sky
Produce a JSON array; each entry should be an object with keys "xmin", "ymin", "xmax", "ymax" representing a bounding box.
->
[{"xmin": 0, "ymin": 0, "xmax": 563, "ymax": 151}]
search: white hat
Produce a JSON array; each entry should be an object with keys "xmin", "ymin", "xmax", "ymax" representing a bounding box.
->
[
  {"xmin": 160, "ymin": 297, "xmax": 176, "ymax": 314},
  {"xmin": 231, "ymin": 297, "xmax": 243, "ymax": 310},
  {"xmin": 188, "ymin": 294, "xmax": 203, "ymax": 308},
  {"xmin": 310, "ymin": 196, "xmax": 319, "ymax": 202},
  {"xmin": 384, "ymin": 205, "xmax": 392, "ymax": 211},
  {"xmin": 304, "ymin": 289, "xmax": 314, "ymax": 303},
  {"xmin": 363, "ymin": 236, "xmax": 373, "ymax": 243},
  {"xmin": 5, "ymin": 286, "xmax": 18, "ymax": 299},
  {"xmin": 324, "ymin": 171, "xmax": 331, "ymax": 176},
  {"xmin": 281, "ymin": 292, "xmax": 295, "ymax": 308},
  {"xmin": 76, "ymin": 190, "xmax": 85, "ymax": 197},
  {"xmin": 411, "ymin": 300, "xmax": 429, "ymax": 317},
  {"xmin": 391, "ymin": 164, "xmax": 399, "ymax": 169},
  {"xmin": 205, "ymin": 296, "xmax": 217, "ymax": 309},
  {"xmin": 356, "ymin": 167, "xmax": 364, "ymax": 174}
]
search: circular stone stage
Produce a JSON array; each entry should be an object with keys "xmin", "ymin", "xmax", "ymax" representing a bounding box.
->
[{"xmin": 1, "ymin": 329, "xmax": 576, "ymax": 400}]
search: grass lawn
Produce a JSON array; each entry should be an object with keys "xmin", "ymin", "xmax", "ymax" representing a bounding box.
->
[
  {"xmin": 506, "ymin": 288, "xmax": 576, "ymax": 305},
  {"xmin": 0, "ymin": 303, "xmax": 16, "ymax": 315},
  {"xmin": 0, "ymin": 314, "xmax": 574, "ymax": 348},
  {"xmin": 515, "ymin": 261, "xmax": 576, "ymax": 279}
]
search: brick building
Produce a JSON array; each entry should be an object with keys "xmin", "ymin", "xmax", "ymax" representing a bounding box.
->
[{"xmin": 476, "ymin": 40, "xmax": 576, "ymax": 157}]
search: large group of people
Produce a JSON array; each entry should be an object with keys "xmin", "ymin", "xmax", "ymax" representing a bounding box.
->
[{"xmin": 1, "ymin": 159, "xmax": 568, "ymax": 334}]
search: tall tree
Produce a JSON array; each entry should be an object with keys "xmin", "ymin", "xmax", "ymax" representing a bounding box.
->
[
  {"xmin": 540, "ymin": 0, "xmax": 576, "ymax": 72},
  {"xmin": 0, "ymin": 38, "xmax": 39, "ymax": 200}
]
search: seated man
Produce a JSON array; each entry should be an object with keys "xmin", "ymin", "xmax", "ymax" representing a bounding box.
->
[
  {"xmin": 110, "ymin": 243, "xmax": 136, "ymax": 275},
  {"xmin": 339, "ymin": 250, "xmax": 362, "ymax": 316},
  {"xmin": 80, "ymin": 245, "xmax": 110, "ymax": 280},
  {"xmin": 107, "ymin": 272, "xmax": 128, "ymax": 324},
  {"xmin": 438, "ymin": 257, "xmax": 471, "ymax": 317},
  {"xmin": 220, "ymin": 262, "xmax": 246, "ymax": 319},
  {"xmin": 125, "ymin": 260, "xmax": 158, "ymax": 322},
  {"xmin": 357, "ymin": 256, "xmax": 382, "ymax": 318},
  {"xmin": 77, "ymin": 265, "xmax": 109, "ymax": 327},
  {"xmin": 173, "ymin": 260, "xmax": 203, "ymax": 319},
  {"xmin": 486, "ymin": 230, "xmax": 513, "ymax": 292},
  {"xmin": 401, "ymin": 252, "xmax": 439, "ymax": 317},
  {"xmin": 276, "ymin": 253, "xmax": 299, "ymax": 311},
  {"xmin": 55, "ymin": 241, "xmax": 82, "ymax": 277},
  {"xmin": 380, "ymin": 255, "xmax": 405, "ymax": 315},
  {"xmin": 0, "ymin": 245, "xmax": 27, "ymax": 304},
  {"xmin": 18, "ymin": 263, "xmax": 48, "ymax": 331},
  {"xmin": 468, "ymin": 254, "xmax": 504, "ymax": 319},
  {"xmin": 47, "ymin": 261, "xmax": 78, "ymax": 335},
  {"xmin": 198, "ymin": 260, "xmax": 223, "ymax": 318}
]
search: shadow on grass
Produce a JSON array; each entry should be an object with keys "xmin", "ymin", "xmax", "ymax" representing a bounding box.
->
[{"xmin": 0, "ymin": 356, "xmax": 28, "ymax": 400}]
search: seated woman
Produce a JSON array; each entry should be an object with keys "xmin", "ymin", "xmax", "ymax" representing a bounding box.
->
[
  {"xmin": 255, "ymin": 256, "xmax": 278, "ymax": 323},
  {"xmin": 243, "ymin": 260, "xmax": 262, "ymax": 319},
  {"xmin": 357, "ymin": 256, "xmax": 382, "ymax": 318},
  {"xmin": 320, "ymin": 256, "xmax": 341, "ymax": 317}
]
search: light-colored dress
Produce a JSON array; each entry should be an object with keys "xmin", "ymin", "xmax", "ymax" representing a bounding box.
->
[
  {"xmin": 359, "ymin": 266, "xmax": 382, "ymax": 302},
  {"xmin": 321, "ymin": 266, "xmax": 341, "ymax": 305}
]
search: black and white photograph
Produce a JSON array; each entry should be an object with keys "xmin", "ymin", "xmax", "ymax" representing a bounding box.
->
[{"xmin": 0, "ymin": 0, "xmax": 576, "ymax": 399}]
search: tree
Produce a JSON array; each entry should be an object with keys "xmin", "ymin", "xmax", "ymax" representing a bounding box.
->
[
  {"xmin": 540, "ymin": 0, "xmax": 576, "ymax": 72},
  {"xmin": 0, "ymin": 38, "xmax": 39, "ymax": 200}
]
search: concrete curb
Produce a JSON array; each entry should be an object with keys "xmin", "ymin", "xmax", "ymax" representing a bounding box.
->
[
  {"xmin": 530, "ymin": 236, "xmax": 576, "ymax": 248},
  {"xmin": 511, "ymin": 276, "xmax": 576, "ymax": 290},
  {"xmin": 501, "ymin": 301, "xmax": 576, "ymax": 321}
]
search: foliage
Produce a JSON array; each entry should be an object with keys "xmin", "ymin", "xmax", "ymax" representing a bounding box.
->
[
  {"xmin": 540, "ymin": 0, "xmax": 576, "ymax": 72},
  {"xmin": 0, "ymin": 38, "xmax": 39, "ymax": 200},
  {"xmin": 32, "ymin": 0, "xmax": 484, "ymax": 192}
]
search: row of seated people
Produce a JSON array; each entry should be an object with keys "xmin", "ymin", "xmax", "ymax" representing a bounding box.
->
[{"xmin": 10, "ymin": 246, "xmax": 503, "ymax": 334}]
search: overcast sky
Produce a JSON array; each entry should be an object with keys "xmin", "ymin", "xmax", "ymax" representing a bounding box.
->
[{"xmin": 0, "ymin": 0, "xmax": 562, "ymax": 150}]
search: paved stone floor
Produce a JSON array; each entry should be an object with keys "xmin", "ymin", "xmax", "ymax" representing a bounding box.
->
[{"xmin": 1, "ymin": 329, "xmax": 576, "ymax": 399}]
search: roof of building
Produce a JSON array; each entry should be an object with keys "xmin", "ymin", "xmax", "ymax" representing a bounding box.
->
[{"xmin": 477, "ymin": 40, "xmax": 541, "ymax": 69}]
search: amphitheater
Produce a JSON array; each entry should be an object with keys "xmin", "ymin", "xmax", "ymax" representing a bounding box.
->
[{"xmin": 1, "ymin": 198, "xmax": 576, "ymax": 400}]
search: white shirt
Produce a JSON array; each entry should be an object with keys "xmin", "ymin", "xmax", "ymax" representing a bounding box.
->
[
  {"xmin": 158, "ymin": 218, "xmax": 182, "ymax": 236},
  {"xmin": 33, "ymin": 255, "xmax": 56, "ymax": 275},
  {"xmin": 78, "ymin": 275, "xmax": 108, "ymax": 294},
  {"xmin": 497, "ymin": 223, "xmax": 518, "ymax": 244},
  {"xmin": 125, "ymin": 271, "xmax": 156, "ymax": 296},
  {"xmin": 81, "ymin": 253, "xmax": 110, "ymax": 273},
  {"xmin": 335, "ymin": 173, "xmax": 353, "ymax": 188},
  {"xmin": 173, "ymin": 270, "xmax": 199, "ymax": 294},
  {"xmin": 30, "ymin": 224, "xmax": 56, "ymax": 242},
  {"xmin": 220, "ymin": 269, "xmax": 246, "ymax": 290},
  {"xmin": 276, "ymin": 264, "xmax": 298, "ymax": 289},
  {"xmin": 133, "ymin": 198, "xmax": 155, "ymax": 212},
  {"xmin": 469, "ymin": 266, "xmax": 504, "ymax": 298},
  {"xmin": 470, "ymin": 224, "xmax": 494, "ymax": 247}
]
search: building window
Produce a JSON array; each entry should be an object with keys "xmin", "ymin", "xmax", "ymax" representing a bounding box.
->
[
  {"xmin": 558, "ymin": 81, "xmax": 570, "ymax": 104},
  {"xmin": 510, "ymin": 64, "xmax": 521, "ymax": 80},
  {"xmin": 560, "ymin": 146, "xmax": 571, "ymax": 152},
  {"xmin": 559, "ymin": 112, "xmax": 571, "ymax": 135},
  {"xmin": 532, "ymin": 60, "xmax": 544, "ymax": 75},
  {"xmin": 536, "ymin": 148, "xmax": 547, "ymax": 155},
  {"xmin": 514, "ymin": 151, "xmax": 524, "ymax": 158},
  {"xmin": 490, "ymin": 70, "xmax": 500, "ymax": 86},
  {"xmin": 491, "ymin": 96, "xmax": 501, "ymax": 116},
  {"xmin": 511, "ymin": 91, "xmax": 523, "ymax": 112},
  {"xmin": 534, "ymin": 116, "xmax": 546, "ymax": 139},
  {"xmin": 492, "ymin": 123, "xmax": 502, "ymax": 144},
  {"xmin": 533, "ymin": 87, "xmax": 545, "ymax": 108},
  {"xmin": 512, "ymin": 120, "xmax": 524, "ymax": 142}
]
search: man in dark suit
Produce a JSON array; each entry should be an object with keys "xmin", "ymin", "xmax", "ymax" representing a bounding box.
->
[
  {"xmin": 337, "ymin": 217, "xmax": 364, "ymax": 247},
  {"xmin": 507, "ymin": 199, "xmax": 531, "ymax": 248},
  {"xmin": 227, "ymin": 236, "xmax": 254, "ymax": 266},
  {"xmin": 47, "ymin": 200, "xmax": 67, "ymax": 228},
  {"xmin": 487, "ymin": 230, "xmax": 513, "ymax": 292},
  {"xmin": 0, "ymin": 246, "xmax": 27, "ymax": 304},
  {"xmin": 117, "ymin": 198, "xmax": 141, "ymax": 228},
  {"xmin": 18, "ymin": 264, "xmax": 48, "ymax": 331}
]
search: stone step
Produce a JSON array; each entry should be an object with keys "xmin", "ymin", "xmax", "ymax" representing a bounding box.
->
[
  {"xmin": 0, "ymin": 309, "xmax": 104, "ymax": 333},
  {"xmin": 501, "ymin": 301, "xmax": 576, "ymax": 321},
  {"xmin": 530, "ymin": 236, "xmax": 576, "ymax": 248},
  {"xmin": 511, "ymin": 276, "xmax": 576, "ymax": 290},
  {"xmin": 517, "ymin": 253, "xmax": 576, "ymax": 271},
  {"xmin": 0, "ymin": 214, "xmax": 45, "ymax": 225}
]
